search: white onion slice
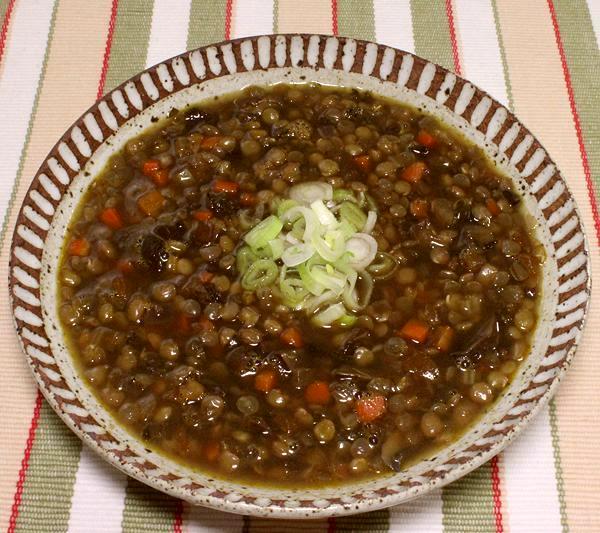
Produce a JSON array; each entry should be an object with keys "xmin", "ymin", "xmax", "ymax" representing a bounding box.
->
[
  {"xmin": 282, "ymin": 242, "xmax": 315, "ymax": 267},
  {"xmin": 289, "ymin": 182, "xmax": 333, "ymax": 204},
  {"xmin": 363, "ymin": 210, "xmax": 377, "ymax": 234},
  {"xmin": 313, "ymin": 302, "xmax": 346, "ymax": 326},
  {"xmin": 311, "ymin": 199, "xmax": 337, "ymax": 226},
  {"xmin": 346, "ymin": 233, "xmax": 378, "ymax": 269}
]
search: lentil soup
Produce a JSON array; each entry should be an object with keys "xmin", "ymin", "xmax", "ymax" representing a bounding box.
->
[{"xmin": 58, "ymin": 84, "xmax": 542, "ymax": 487}]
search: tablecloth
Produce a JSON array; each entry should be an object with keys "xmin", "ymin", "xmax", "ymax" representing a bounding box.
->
[{"xmin": 0, "ymin": 0, "xmax": 598, "ymax": 531}]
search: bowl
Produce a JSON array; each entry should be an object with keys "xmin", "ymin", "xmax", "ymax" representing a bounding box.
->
[{"xmin": 9, "ymin": 34, "xmax": 591, "ymax": 518}]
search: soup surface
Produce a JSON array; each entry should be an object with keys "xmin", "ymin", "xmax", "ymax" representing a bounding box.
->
[{"xmin": 58, "ymin": 84, "xmax": 541, "ymax": 487}]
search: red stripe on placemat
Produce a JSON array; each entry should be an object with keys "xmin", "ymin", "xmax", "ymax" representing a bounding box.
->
[
  {"xmin": 0, "ymin": 0, "xmax": 17, "ymax": 64},
  {"xmin": 547, "ymin": 0, "xmax": 600, "ymax": 246},
  {"xmin": 224, "ymin": 0, "xmax": 233, "ymax": 40},
  {"xmin": 97, "ymin": 0, "xmax": 119, "ymax": 99},
  {"xmin": 491, "ymin": 456, "xmax": 504, "ymax": 533},
  {"xmin": 173, "ymin": 500, "xmax": 184, "ymax": 533},
  {"xmin": 331, "ymin": 0, "xmax": 338, "ymax": 36},
  {"xmin": 445, "ymin": 0, "xmax": 462, "ymax": 75},
  {"xmin": 7, "ymin": 392, "xmax": 43, "ymax": 533}
]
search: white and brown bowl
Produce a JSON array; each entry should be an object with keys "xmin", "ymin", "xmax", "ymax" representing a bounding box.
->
[{"xmin": 9, "ymin": 34, "xmax": 591, "ymax": 518}]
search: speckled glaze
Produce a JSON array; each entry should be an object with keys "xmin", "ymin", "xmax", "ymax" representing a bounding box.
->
[{"xmin": 9, "ymin": 35, "xmax": 591, "ymax": 518}]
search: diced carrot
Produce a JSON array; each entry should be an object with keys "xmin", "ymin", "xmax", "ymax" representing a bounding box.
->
[
  {"xmin": 213, "ymin": 179, "xmax": 239, "ymax": 194},
  {"xmin": 116, "ymin": 259, "xmax": 134, "ymax": 274},
  {"xmin": 255, "ymin": 369, "xmax": 277, "ymax": 392},
  {"xmin": 193, "ymin": 209, "xmax": 213, "ymax": 221},
  {"xmin": 416, "ymin": 129, "xmax": 438, "ymax": 149},
  {"xmin": 305, "ymin": 381, "xmax": 331, "ymax": 405},
  {"xmin": 175, "ymin": 313, "xmax": 190, "ymax": 335},
  {"xmin": 352, "ymin": 154, "xmax": 374, "ymax": 173},
  {"xmin": 198, "ymin": 317, "xmax": 215, "ymax": 332},
  {"xmin": 203, "ymin": 441, "xmax": 221, "ymax": 462},
  {"xmin": 137, "ymin": 190, "xmax": 165, "ymax": 217},
  {"xmin": 280, "ymin": 326, "xmax": 303, "ymax": 348},
  {"xmin": 401, "ymin": 161, "xmax": 427, "ymax": 183},
  {"xmin": 151, "ymin": 168, "xmax": 169, "ymax": 187},
  {"xmin": 410, "ymin": 198, "xmax": 429, "ymax": 219},
  {"xmin": 200, "ymin": 136, "xmax": 222, "ymax": 150},
  {"xmin": 434, "ymin": 325, "xmax": 455, "ymax": 352},
  {"xmin": 142, "ymin": 159, "xmax": 161, "ymax": 177},
  {"xmin": 99, "ymin": 207, "xmax": 123, "ymax": 230},
  {"xmin": 68, "ymin": 238, "xmax": 90, "ymax": 256},
  {"xmin": 486, "ymin": 197, "xmax": 501, "ymax": 217},
  {"xmin": 240, "ymin": 192, "xmax": 257, "ymax": 207},
  {"xmin": 199, "ymin": 270, "xmax": 214, "ymax": 283},
  {"xmin": 399, "ymin": 319, "xmax": 430, "ymax": 344},
  {"xmin": 355, "ymin": 394, "xmax": 387, "ymax": 423}
]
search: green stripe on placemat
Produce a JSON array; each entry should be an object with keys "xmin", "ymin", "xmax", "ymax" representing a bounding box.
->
[
  {"xmin": 442, "ymin": 462, "xmax": 496, "ymax": 533},
  {"xmin": 102, "ymin": 0, "xmax": 153, "ymax": 93},
  {"xmin": 553, "ymin": 0, "xmax": 600, "ymax": 194},
  {"xmin": 13, "ymin": 401, "xmax": 81, "ymax": 533},
  {"xmin": 337, "ymin": 0, "xmax": 375, "ymax": 40},
  {"xmin": 336, "ymin": 509, "xmax": 389, "ymax": 532},
  {"xmin": 490, "ymin": 0, "xmax": 515, "ymax": 111},
  {"xmin": 121, "ymin": 478, "xmax": 180, "ymax": 533},
  {"xmin": 410, "ymin": 0, "xmax": 454, "ymax": 71},
  {"xmin": 187, "ymin": 0, "xmax": 229, "ymax": 50},
  {"xmin": 549, "ymin": 400, "xmax": 570, "ymax": 533}
]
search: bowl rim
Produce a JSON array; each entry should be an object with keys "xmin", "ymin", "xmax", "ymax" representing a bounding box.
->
[{"xmin": 9, "ymin": 33, "xmax": 591, "ymax": 518}]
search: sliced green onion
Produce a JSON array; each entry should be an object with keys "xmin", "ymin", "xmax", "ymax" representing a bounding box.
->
[
  {"xmin": 298, "ymin": 262, "xmax": 325, "ymax": 296},
  {"xmin": 236, "ymin": 245, "xmax": 256, "ymax": 274},
  {"xmin": 277, "ymin": 198, "xmax": 299, "ymax": 218},
  {"xmin": 289, "ymin": 182, "xmax": 333, "ymax": 204},
  {"xmin": 333, "ymin": 188, "xmax": 356, "ymax": 203},
  {"xmin": 337, "ymin": 314, "xmax": 358, "ymax": 327},
  {"xmin": 310, "ymin": 265, "xmax": 346, "ymax": 294},
  {"xmin": 313, "ymin": 302, "xmax": 346, "ymax": 326},
  {"xmin": 311, "ymin": 199, "xmax": 337, "ymax": 226},
  {"xmin": 268, "ymin": 238, "xmax": 285, "ymax": 260},
  {"xmin": 241, "ymin": 259, "xmax": 278, "ymax": 290},
  {"xmin": 367, "ymin": 251, "xmax": 397, "ymax": 279},
  {"xmin": 363, "ymin": 210, "xmax": 377, "ymax": 233},
  {"xmin": 340, "ymin": 201, "xmax": 367, "ymax": 231},
  {"xmin": 312, "ymin": 231, "xmax": 345, "ymax": 262},
  {"xmin": 305, "ymin": 289, "xmax": 338, "ymax": 314},
  {"xmin": 280, "ymin": 276, "xmax": 309, "ymax": 308},
  {"xmin": 244, "ymin": 215, "xmax": 283, "ymax": 250},
  {"xmin": 282, "ymin": 242, "xmax": 314, "ymax": 267}
]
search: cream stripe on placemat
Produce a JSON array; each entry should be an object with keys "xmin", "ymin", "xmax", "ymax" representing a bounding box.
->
[
  {"xmin": 373, "ymin": 0, "xmax": 414, "ymax": 53},
  {"xmin": 501, "ymin": 406, "xmax": 564, "ymax": 532},
  {"xmin": 276, "ymin": 0, "xmax": 333, "ymax": 34},
  {"xmin": 66, "ymin": 447, "xmax": 128, "ymax": 533},
  {"xmin": 146, "ymin": 0, "xmax": 192, "ymax": 67},
  {"xmin": 0, "ymin": 1, "xmax": 115, "ymax": 530},
  {"xmin": 231, "ymin": 0, "xmax": 274, "ymax": 40},
  {"xmin": 497, "ymin": 1, "xmax": 600, "ymax": 531},
  {"xmin": 388, "ymin": 490, "xmax": 444, "ymax": 532}
]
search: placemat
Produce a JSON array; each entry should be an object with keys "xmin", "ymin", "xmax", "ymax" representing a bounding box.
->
[{"xmin": 0, "ymin": 0, "xmax": 598, "ymax": 531}]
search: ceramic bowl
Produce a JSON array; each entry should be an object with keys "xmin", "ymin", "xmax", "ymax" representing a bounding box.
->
[{"xmin": 9, "ymin": 34, "xmax": 591, "ymax": 518}]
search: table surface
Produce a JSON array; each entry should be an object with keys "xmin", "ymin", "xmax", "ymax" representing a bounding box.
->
[{"xmin": 1, "ymin": 0, "xmax": 599, "ymax": 531}]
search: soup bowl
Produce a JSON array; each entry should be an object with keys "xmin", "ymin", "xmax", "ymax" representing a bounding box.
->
[{"xmin": 9, "ymin": 34, "xmax": 591, "ymax": 518}]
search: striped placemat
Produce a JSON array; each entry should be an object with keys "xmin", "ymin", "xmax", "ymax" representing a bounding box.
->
[{"xmin": 0, "ymin": 0, "xmax": 598, "ymax": 531}]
